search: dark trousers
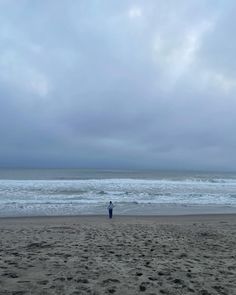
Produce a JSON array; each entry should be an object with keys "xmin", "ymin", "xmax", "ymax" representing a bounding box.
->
[{"xmin": 109, "ymin": 209, "xmax": 113, "ymax": 219}]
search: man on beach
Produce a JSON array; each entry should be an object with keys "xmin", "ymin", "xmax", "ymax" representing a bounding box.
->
[{"xmin": 107, "ymin": 201, "xmax": 114, "ymax": 219}]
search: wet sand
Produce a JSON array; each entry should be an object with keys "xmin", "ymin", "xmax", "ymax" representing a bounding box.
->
[{"xmin": 0, "ymin": 214, "xmax": 236, "ymax": 294}]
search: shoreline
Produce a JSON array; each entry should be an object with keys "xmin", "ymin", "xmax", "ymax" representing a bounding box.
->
[
  {"xmin": 1, "ymin": 203, "xmax": 236, "ymax": 218},
  {"xmin": 1, "ymin": 212, "xmax": 236, "ymax": 220}
]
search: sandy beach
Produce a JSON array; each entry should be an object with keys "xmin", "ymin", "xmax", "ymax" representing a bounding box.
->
[{"xmin": 0, "ymin": 214, "xmax": 235, "ymax": 295}]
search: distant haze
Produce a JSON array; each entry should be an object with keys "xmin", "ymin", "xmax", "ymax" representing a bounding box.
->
[{"xmin": 0, "ymin": 1, "xmax": 236, "ymax": 171}]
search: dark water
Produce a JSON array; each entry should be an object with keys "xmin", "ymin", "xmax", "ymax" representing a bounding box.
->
[{"xmin": 0, "ymin": 168, "xmax": 235, "ymax": 181}]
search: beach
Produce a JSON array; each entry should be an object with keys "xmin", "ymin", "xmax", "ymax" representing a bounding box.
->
[{"xmin": 0, "ymin": 214, "xmax": 235, "ymax": 294}]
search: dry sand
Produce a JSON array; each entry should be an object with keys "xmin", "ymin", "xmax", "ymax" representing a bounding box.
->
[{"xmin": 0, "ymin": 214, "xmax": 235, "ymax": 295}]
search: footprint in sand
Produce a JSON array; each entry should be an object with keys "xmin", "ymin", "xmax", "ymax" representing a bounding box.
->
[
  {"xmin": 139, "ymin": 281, "xmax": 151, "ymax": 291},
  {"xmin": 3, "ymin": 272, "xmax": 18, "ymax": 278},
  {"xmin": 37, "ymin": 280, "xmax": 49, "ymax": 285},
  {"xmin": 101, "ymin": 278, "xmax": 120, "ymax": 286}
]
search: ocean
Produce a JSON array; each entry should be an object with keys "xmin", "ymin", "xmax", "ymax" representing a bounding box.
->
[{"xmin": 0, "ymin": 169, "xmax": 236, "ymax": 217}]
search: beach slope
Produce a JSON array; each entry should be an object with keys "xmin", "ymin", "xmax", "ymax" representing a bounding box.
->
[{"xmin": 0, "ymin": 215, "xmax": 236, "ymax": 294}]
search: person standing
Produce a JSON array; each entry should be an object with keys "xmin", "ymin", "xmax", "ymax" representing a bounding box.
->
[{"xmin": 107, "ymin": 201, "xmax": 114, "ymax": 219}]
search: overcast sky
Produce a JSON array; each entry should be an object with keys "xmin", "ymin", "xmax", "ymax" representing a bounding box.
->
[{"xmin": 0, "ymin": 0, "xmax": 235, "ymax": 171}]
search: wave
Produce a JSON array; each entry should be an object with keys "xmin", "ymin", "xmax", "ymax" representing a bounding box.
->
[{"xmin": 1, "ymin": 178, "xmax": 236, "ymax": 208}]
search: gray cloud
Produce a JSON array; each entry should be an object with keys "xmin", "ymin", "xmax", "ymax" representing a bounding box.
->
[{"xmin": 0, "ymin": 0, "xmax": 236, "ymax": 171}]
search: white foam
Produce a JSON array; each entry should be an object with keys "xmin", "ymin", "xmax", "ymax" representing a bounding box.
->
[{"xmin": 0, "ymin": 178, "xmax": 236, "ymax": 216}]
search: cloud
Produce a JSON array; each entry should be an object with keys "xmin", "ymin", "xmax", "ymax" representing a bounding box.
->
[
  {"xmin": 152, "ymin": 20, "xmax": 214, "ymax": 82},
  {"xmin": 128, "ymin": 6, "xmax": 142, "ymax": 19},
  {"xmin": 0, "ymin": 0, "xmax": 235, "ymax": 171}
]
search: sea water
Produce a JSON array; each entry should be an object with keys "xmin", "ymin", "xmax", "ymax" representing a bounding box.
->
[{"xmin": 0, "ymin": 169, "xmax": 236, "ymax": 217}]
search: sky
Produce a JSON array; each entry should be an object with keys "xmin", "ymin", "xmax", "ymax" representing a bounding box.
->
[{"xmin": 0, "ymin": 0, "xmax": 236, "ymax": 171}]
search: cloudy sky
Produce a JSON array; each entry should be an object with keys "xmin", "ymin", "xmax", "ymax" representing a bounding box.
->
[{"xmin": 0, "ymin": 0, "xmax": 235, "ymax": 171}]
